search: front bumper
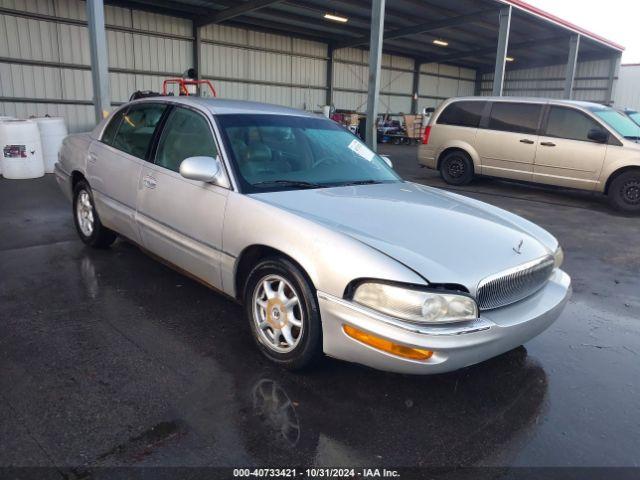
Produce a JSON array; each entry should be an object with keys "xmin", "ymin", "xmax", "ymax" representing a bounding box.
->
[{"xmin": 319, "ymin": 269, "xmax": 571, "ymax": 374}]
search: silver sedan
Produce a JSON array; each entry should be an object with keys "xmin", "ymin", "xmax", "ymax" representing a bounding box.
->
[{"xmin": 54, "ymin": 97, "xmax": 571, "ymax": 374}]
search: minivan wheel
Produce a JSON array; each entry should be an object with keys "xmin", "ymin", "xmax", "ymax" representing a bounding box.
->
[
  {"xmin": 440, "ymin": 151, "xmax": 474, "ymax": 186},
  {"xmin": 608, "ymin": 170, "xmax": 640, "ymax": 213},
  {"xmin": 72, "ymin": 180, "xmax": 117, "ymax": 248},
  {"xmin": 244, "ymin": 257, "xmax": 323, "ymax": 370}
]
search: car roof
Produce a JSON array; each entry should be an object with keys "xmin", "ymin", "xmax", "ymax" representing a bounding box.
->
[
  {"xmin": 129, "ymin": 95, "xmax": 317, "ymax": 117},
  {"xmin": 448, "ymin": 96, "xmax": 608, "ymax": 110}
]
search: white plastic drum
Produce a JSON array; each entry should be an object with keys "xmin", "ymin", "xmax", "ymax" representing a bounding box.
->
[
  {"xmin": 0, "ymin": 120, "xmax": 45, "ymax": 179},
  {"xmin": 0, "ymin": 116, "xmax": 14, "ymax": 176},
  {"xmin": 32, "ymin": 116, "xmax": 68, "ymax": 173}
]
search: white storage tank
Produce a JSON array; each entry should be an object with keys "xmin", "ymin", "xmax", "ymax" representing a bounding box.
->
[
  {"xmin": 32, "ymin": 116, "xmax": 68, "ymax": 173},
  {"xmin": 0, "ymin": 120, "xmax": 45, "ymax": 179},
  {"xmin": 0, "ymin": 116, "xmax": 15, "ymax": 176}
]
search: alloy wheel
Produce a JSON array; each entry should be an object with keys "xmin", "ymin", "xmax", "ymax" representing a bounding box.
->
[
  {"xmin": 252, "ymin": 275, "xmax": 304, "ymax": 353},
  {"xmin": 76, "ymin": 190, "xmax": 95, "ymax": 237}
]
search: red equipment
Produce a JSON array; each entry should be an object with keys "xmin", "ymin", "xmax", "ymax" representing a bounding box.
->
[{"xmin": 162, "ymin": 78, "xmax": 217, "ymax": 97}]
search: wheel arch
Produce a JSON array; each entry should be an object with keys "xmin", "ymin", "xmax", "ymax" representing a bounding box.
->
[
  {"xmin": 604, "ymin": 165, "xmax": 640, "ymax": 195},
  {"xmin": 71, "ymin": 170, "xmax": 86, "ymax": 192},
  {"xmin": 234, "ymin": 244, "xmax": 315, "ymax": 303},
  {"xmin": 436, "ymin": 144, "xmax": 479, "ymax": 172}
]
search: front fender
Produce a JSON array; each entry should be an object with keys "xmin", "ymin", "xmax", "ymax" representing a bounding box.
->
[{"xmin": 221, "ymin": 192, "xmax": 426, "ymax": 299}]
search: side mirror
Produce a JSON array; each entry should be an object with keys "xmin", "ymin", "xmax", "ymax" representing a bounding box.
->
[
  {"xmin": 180, "ymin": 156, "xmax": 224, "ymax": 183},
  {"xmin": 380, "ymin": 155, "xmax": 393, "ymax": 169},
  {"xmin": 587, "ymin": 128, "xmax": 609, "ymax": 143}
]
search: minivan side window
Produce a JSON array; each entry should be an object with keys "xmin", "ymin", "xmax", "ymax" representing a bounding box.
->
[
  {"xmin": 111, "ymin": 103, "xmax": 167, "ymax": 159},
  {"xmin": 487, "ymin": 102, "xmax": 542, "ymax": 134},
  {"xmin": 155, "ymin": 107, "xmax": 218, "ymax": 173},
  {"xmin": 437, "ymin": 101, "xmax": 485, "ymax": 128},
  {"xmin": 545, "ymin": 107, "xmax": 604, "ymax": 142}
]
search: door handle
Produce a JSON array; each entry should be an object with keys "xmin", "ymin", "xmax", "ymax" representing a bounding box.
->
[
  {"xmin": 143, "ymin": 176, "xmax": 157, "ymax": 189},
  {"xmin": 540, "ymin": 142, "xmax": 556, "ymax": 147},
  {"xmin": 519, "ymin": 139, "xmax": 535, "ymax": 144}
]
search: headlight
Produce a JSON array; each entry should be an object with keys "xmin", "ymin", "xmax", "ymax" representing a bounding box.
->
[
  {"xmin": 352, "ymin": 282, "xmax": 478, "ymax": 324},
  {"xmin": 554, "ymin": 246, "xmax": 564, "ymax": 269}
]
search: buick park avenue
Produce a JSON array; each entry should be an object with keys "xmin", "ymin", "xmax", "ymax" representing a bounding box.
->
[
  {"xmin": 419, "ymin": 96, "xmax": 640, "ymax": 212},
  {"xmin": 55, "ymin": 97, "xmax": 571, "ymax": 374}
]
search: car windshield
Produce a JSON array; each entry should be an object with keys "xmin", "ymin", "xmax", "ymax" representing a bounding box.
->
[
  {"xmin": 216, "ymin": 114, "xmax": 401, "ymax": 192},
  {"xmin": 589, "ymin": 107, "xmax": 640, "ymax": 140}
]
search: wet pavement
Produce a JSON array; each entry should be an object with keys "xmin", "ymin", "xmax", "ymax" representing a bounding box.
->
[{"xmin": 1, "ymin": 145, "xmax": 639, "ymax": 477}]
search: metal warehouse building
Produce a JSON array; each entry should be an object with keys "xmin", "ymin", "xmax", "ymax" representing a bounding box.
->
[{"xmin": 0, "ymin": 0, "xmax": 625, "ymax": 140}]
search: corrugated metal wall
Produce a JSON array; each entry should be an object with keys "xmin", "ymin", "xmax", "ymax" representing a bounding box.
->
[
  {"xmin": 615, "ymin": 65, "xmax": 640, "ymax": 110},
  {"xmin": 0, "ymin": 0, "xmax": 193, "ymax": 132},
  {"xmin": 0, "ymin": 0, "xmax": 478, "ymax": 131},
  {"xmin": 481, "ymin": 59, "xmax": 613, "ymax": 103}
]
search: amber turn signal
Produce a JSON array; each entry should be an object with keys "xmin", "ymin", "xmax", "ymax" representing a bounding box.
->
[{"xmin": 343, "ymin": 325, "xmax": 433, "ymax": 361}]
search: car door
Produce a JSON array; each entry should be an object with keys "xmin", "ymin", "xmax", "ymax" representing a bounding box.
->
[
  {"xmin": 475, "ymin": 101, "xmax": 544, "ymax": 181},
  {"xmin": 87, "ymin": 103, "xmax": 167, "ymax": 243},
  {"xmin": 136, "ymin": 105, "xmax": 230, "ymax": 290},
  {"xmin": 533, "ymin": 106, "xmax": 608, "ymax": 190}
]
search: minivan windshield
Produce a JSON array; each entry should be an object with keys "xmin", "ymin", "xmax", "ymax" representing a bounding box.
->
[
  {"xmin": 588, "ymin": 106, "xmax": 640, "ymax": 140},
  {"xmin": 216, "ymin": 114, "xmax": 401, "ymax": 193}
]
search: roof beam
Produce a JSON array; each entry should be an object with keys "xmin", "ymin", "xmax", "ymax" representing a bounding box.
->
[
  {"xmin": 195, "ymin": 0, "xmax": 283, "ymax": 28},
  {"xmin": 335, "ymin": 9, "xmax": 498, "ymax": 49},
  {"xmin": 420, "ymin": 35, "xmax": 568, "ymax": 64}
]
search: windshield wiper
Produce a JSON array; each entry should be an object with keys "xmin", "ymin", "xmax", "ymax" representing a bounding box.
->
[
  {"xmin": 624, "ymin": 136, "xmax": 640, "ymax": 141},
  {"xmin": 337, "ymin": 180, "xmax": 384, "ymax": 186},
  {"xmin": 252, "ymin": 180, "xmax": 325, "ymax": 189}
]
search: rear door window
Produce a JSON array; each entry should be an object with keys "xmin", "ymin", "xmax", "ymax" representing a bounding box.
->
[
  {"xmin": 437, "ymin": 101, "xmax": 485, "ymax": 128},
  {"xmin": 545, "ymin": 107, "xmax": 606, "ymax": 142},
  {"xmin": 101, "ymin": 109, "xmax": 125, "ymax": 146},
  {"xmin": 111, "ymin": 103, "xmax": 167, "ymax": 159},
  {"xmin": 487, "ymin": 102, "xmax": 542, "ymax": 134}
]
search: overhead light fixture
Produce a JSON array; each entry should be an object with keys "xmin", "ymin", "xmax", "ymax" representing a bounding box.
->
[
  {"xmin": 433, "ymin": 39, "xmax": 449, "ymax": 47},
  {"xmin": 324, "ymin": 12, "xmax": 348, "ymax": 23},
  {"xmin": 506, "ymin": 56, "xmax": 515, "ymax": 62}
]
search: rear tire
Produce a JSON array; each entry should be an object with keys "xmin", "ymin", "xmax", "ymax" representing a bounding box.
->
[
  {"xmin": 244, "ymin": 257, "xmax": 322, "ymax": 371},
  {"xmin": 72, "ymin": 180, "xmax": 117, "ymax": 248},
  {"xmin": 439, "ymin": 150, "xmax": 474, "ymax": 186},
  {"xmin": 608, "ymin": 170, "xmax": 640, "ymax": 213}
]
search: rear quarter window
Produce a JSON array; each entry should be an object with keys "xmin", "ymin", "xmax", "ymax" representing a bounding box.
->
[{"xmin": 437, "ymin": 101, "xmax": 485, "ymax": 128}]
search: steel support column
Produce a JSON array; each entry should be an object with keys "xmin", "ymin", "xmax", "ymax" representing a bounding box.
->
[
  {"xmin": 365, "ymin": 0, "xmax": 386, "ymax": 150},
  {"xmin": 86, "ymin": 0, "xmax": 111, "ymax": 123},
  {"xmin": 326, "ymin": 45, "xmax": 334, "ymax": 106},
  {"xmin": 411, "ymin": 61, "xmax": 421, "ymax": 114},
  {"xmin": 193, "ymin": 23, "xmax": 202, "ymax": 80},
  {"xmin": 474, "ymin": 69, "xmax": 483, "ymax": 96},
  {"xmin": 605, "ymin": 53, "xmax": 621, "ymax": 105},
  {"xmin": 492, "ymin": 6, "xmax": 511, "ymax": 96},
  {"xmin": 563, "ymin": 34, "xmax": 580, "ymax": 99}
]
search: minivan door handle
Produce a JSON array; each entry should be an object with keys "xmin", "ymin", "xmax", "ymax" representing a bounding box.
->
[
  {"xmin": 540, "ymin": 142, "xmax": 556, "ymax": 147},
  {"xmin": 519, "ymin": 139, "xmax": 535, "ymax": 144}
]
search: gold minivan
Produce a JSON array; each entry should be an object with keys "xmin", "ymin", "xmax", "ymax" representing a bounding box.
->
[{"xmin": 418, "ymin": 97, "xmax": 640, "ymax": 212}]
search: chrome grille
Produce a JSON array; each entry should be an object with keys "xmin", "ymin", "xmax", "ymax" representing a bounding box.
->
[{"xmin": 477, "ymin": 255, "xmax": 555, "ymax": 310}]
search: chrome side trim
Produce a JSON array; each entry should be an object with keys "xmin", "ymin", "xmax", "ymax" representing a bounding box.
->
[{"xmin": 317, "ymin": 291, "xmax": 492, "ymax": 336}]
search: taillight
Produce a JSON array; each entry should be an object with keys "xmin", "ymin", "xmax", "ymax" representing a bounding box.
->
[{"xmin": 422, "ymin": 126, "xmax": 432, "ymax": 144}]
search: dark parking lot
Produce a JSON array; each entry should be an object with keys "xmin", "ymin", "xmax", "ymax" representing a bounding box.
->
[{"xmin": 1, "ymin": 144, "xmax": 639, "ymax": 477}]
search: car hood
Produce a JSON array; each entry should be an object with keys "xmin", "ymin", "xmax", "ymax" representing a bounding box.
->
[{"xmin": 251, "ymin": 182, "xmax": 557, "ymax": 294}]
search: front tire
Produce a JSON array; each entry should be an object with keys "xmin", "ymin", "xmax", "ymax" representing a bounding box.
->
[
  {"xmin": 439, "ymin": 150, "xmax": 474, "ymax": 186},
  {"xmin": 73, "ymin": 180, "xmax": 117, "ymax": 248},
  {"xmin": 244, "ymin": 257, "xmax": 322, "ymax": 370},
  {"xmin": 608, "ymin": 170, "xmax": 640, "ymax": 213}
]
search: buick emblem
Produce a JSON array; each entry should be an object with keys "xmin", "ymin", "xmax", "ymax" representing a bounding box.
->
[{"xmin": 513, "ymin": 239, "xmax": 524, "ymax": 255}]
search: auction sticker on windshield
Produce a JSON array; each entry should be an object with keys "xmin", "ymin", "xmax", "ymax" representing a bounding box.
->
[{"xmin": 348, "ymin": 139, "xmax": 375, "ymax": 161}]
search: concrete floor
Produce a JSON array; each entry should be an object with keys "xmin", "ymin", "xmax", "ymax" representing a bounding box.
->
[{"xmin": 1, "ymin": 145, "xmax": 639, "ymax": 476}]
